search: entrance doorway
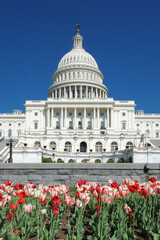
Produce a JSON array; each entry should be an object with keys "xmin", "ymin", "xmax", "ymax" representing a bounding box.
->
[{"xmin": 80, "ymin": 141, "xmax": 87, "ymax": 152}]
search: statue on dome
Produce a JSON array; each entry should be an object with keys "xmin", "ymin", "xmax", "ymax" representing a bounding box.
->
[{"xmin": 76, "ymin": 22, "xmax": 80, "ymax": 32}]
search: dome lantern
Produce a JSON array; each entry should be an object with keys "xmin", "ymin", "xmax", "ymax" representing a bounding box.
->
[{"xmin": 72, "ymin": 22, "xmax": 83, "ymax": 49}]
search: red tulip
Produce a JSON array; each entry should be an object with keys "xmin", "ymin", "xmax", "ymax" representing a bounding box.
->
[{"xmin": 10, "ymin": 204, "xmax": 17, "ymax": 211}]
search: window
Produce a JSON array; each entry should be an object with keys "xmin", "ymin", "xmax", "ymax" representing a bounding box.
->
[
  {"xmin": 88, "ymin": 113, "xmax": 91, "ymax": 116},
  {"xmin": 87, "ymin": 121, "xmax": 91, "ymax": 129},
  {"xmin": 146, "ymin": 124, "xmax": 149, "ymax": 127},
  {"xmin": 78, "ymin": 112, "xmax": 82, "ymax": 117},
  {"xmin": 137, "ymin": 131, "xmax": 140, "ymax": 135},
  {"xmin": 126, "ymin": 142, "xmax": 133, "ymax": 149},
  {"xmin": 69, "ymin": 112, "xmax": 72, "ymax": 116},
  {"xmin": 0, "ymin": 123, "xmax": 2, "ymax": 126},
  {"xmin": 9, "ymin": 123, "xmax": 11, "ymax": 126},
  {"xmin": 100, "ymin": 121, "xmax": 104, "ymax": 129},
  {"xmin": 56, "ymin": 121, "xmax": 60, "ymax": 129},
  {"xmin": 136, "ymin": 123, "xmax": 139, "ymax": 127},
  {"xmin": 56, "ymin": 112, "xmax": 60, "ymax": 116},
  {"xmin": 65, "ymin": 142, "xmax": 72, "ymax": 152},
  {"xmin": 69, "ymin": 121, "xmax": 73, "ymax": 129},
  {"xmin": 8, "ymin": 129, "xmax": 12, "ymax": 138},
  {"xmin": 95, "ymin": 142, "xmax": 102, "ymax": 152},
  {"xmin": 156, "ymin": 123, "xmax": 159, "ymax": 127},
  {"xmin": 111, "ymin": 142, "xmax": 118, "ymax": 151},
  {"xmin": 17, "ymin": 130, "xmax": 21, "ymax": 136},
  {"xmin": 156, "ymin": 132, "xmax": 159, "ymax": 138},
  {"xmin": 122, "ymin": 112, "xmax": 126, "ymax": 116},
  {"xmin": 78, "ymin": 121, "xmax": 82, "ymax": 129},
  {"xmin": 18, "ymin": 123, "xmax": 21, "ymax": 126},
  {"xmin": 122, "ymin": 122, "xmax": 126, "ymax": 130},
  {"xmin": 49, "ymin": 141, "xmax": 56, "ymax": 150},
  {"xmin": 100, "ymin": 112, "xmax": 104, "ymax": 116},
  {"xmin": 35, "ymin": 112, "xmax": 38, "ymax": 116},
  {"xmin": 34, "ymin": 141, "xmax": 41, "ymax": 148},
  {"xmin": 0, "ymin": 131, "xmax": 2, "ymax": 137},
  {"xmin": 146, "ymin": 130, "xmax": 150, "ymax": 135},
  {"xmin": 34, "ymin": 122, "xmax": 38, "ymax": 129}
]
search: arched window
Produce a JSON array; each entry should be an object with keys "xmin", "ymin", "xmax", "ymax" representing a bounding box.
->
[
  {"xmin": 126, "ymin": 142, "xmax": 133, "ymax": 149},
  {"xmin": 34, "ymin": 141, "xmax": 41, "ymax": 148},
  {"xmin": 69, "ymin": 121, "xmax": 73, "ymax": 129},
  {"xmin": 146, "ymin": 130, "xmax": 150, "ymax": 135},
  {"xmin": 34, "ymin": 122, "xmax": 38, "ymax": 129},
  {"xmin": 8, "ymin": 129, "xmax": 12, "ymax": 138},
  {"xmin": 49, "ymin": 141, "xmax": 56, "ymax": 150},
  {"xmin": 111, "ymin": 142, "xmax": 118, "ymax": 151},
  {"xmin": 17, "ymin": 130, "xmax": 21, "ymax": 136},
  {"xmin": 0, "ymin": 131, "xmax": 2, "ymax": 138},
  {"xmin": 87, "ymin": 121, "xmax": 91, "ymax": 129},
  {"xmin": 95, "ymin": 142, "xmax": 102, "ymax": 152},
  {"xmin": 56, "ymin": 121, "xmax": 60, "ymax": 129},
  {"xmin": 100, "ymin": 121, "xmax": 104, "ymax": 129},
  {"xmin": 64, "ymin": 142, "xmax": 72, "ymax": 152},
  {"xmin": 78, "ymin": 121, "xmax": 82, "ymax": 129}
]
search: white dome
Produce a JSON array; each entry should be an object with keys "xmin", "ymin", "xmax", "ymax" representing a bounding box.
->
[
  {"xmin": 58, "ymin": 26, "xmax": 99, "ymax": 70},
  {"xmin": 58, "ymin": 48, "xmax": 98, "ymax": 70}
]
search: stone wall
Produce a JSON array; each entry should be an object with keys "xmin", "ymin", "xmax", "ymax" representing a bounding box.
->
[{"xmin": 0, "ymin": 163, "xmax": 159, "ymax": 187}]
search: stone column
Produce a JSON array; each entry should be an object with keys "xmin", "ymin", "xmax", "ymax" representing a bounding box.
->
[
  {"xmin": 84, "ymin": 108, "xmax": 86, "ymax": 129},
  {"xmin": 107, "ymin": 108, "xmax": 109, "ymax": 128},
  {"xmin": 55, "ymin": 90, "xmax": 57, "ymax": 99},
  {"xmin": 64, "ymin": 87, "xmax": 67, "ymax": 99},
  {"xmin": 93, "ymin": 108, "xmax": 96, "ymax": 128},
  {"xmin": 86, "ymin": 86, "xmax": 88, "ymax": 99},
  {"xmin": 96, "ymin": 88, "xmax": 98, "ymax": 98},
  {"xmin": 47, "ymin": 108, "xmax": 50, "ymax": 128},
  {"xmin": 111, "ymin": 108, "xmax": 113, "ymax": 128},
  {"xmin": 97, "ymin": 108, "xmax": 99, "ymax": 128},
  {"xmin": 91, "ymin": 87, "xmax": 93, "ymax": 99},
  {"xmin": 74, "ymin": 108, "xmax": 77, "ymax": 129},
  {"xmin": 61, "ymin": 108, "xmax": 63, "ymax": 129},
  {"xmin": 64, "ymin": 108, "xmax": 67, "ymax": 128}
]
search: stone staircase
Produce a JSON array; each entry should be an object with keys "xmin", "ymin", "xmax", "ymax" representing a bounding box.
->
[{"xmin": 0, "ymin": 138, "xmax": 19, "ymax": 162}]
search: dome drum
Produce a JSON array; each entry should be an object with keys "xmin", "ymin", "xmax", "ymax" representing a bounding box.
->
[{"xmin": 48, "ymin": 83, "xmax": 108, "ymax": 100}]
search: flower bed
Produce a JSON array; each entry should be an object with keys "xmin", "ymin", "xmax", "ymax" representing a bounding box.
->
[{"xmin": 0, "ymin": 177, "xmax": 160, "ymax": 239}]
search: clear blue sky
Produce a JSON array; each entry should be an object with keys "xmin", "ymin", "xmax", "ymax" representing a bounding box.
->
[{"xmin": 0, "ymin": 0, "xmax": 160, "ymax": 113}]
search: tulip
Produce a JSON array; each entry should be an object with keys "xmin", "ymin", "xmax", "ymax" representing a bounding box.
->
[
  {"xmin": 39, "ymin": 193, "xmax": 47, "ymax": 202},
  {"xmin": 10, "ymin": 204, "xmax": 17, "ymax": 211},
  {"xmin": 123, "ymin": 204, "xmax": 132, "ymax": 214},
  {"xmin": 40, "ymin": 209, "xmax": 47, "ymax": 215},
  {"xmin": 23, "ymin": 204, "xmax": 32, "ymax": 213},
  {"xmin": 76, "ymin": 199, "xmax": 83, "ymax": 208}
]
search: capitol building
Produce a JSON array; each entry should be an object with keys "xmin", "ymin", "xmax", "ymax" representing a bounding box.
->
[{"xmin": 0, "ymin": 24, "xmax": 160, "ymax": 163}]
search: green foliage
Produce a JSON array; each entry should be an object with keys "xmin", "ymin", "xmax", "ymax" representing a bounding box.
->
[
  {"xmin": 107, "ymin": 159, "xmax": 114, "ymax": 163},
  {"xmin": 57, "ymin": 159, "xmax": 64, "ymax": 163},
  {"xmin": 69, "ymin": 159, "xmax": 74, "ymax": 163},
  {"xmin": 42, "ymin": 157, "xmax": 52, "ymax": 163},
  {"xmin": 117, "ymin": 158, "xmax": 124, "ymax": 163},
  {"xmin": 95, "ymin": 159, "xmax": 101, "ymax": 163},
  {"xmin": 125, "ymin": 158, "xmax": 132, "ymax": 163}
]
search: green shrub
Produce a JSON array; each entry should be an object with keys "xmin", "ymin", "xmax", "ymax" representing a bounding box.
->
[
  {"xmin": 107, "ymin": 159, "xmax": 114, "ymax": 163},
  {"xmin": 95, "ymin": 159, "xmax": 101, "ymax": 163},
  {"xmin": 57, "ymin": 159, "xmax": 64, "ymax": 163},
  {"xmin": 69, "ymin": 159, "xmax": 74, "ymax": 163},
  {"xmin": 117, "ymin": 158, "xmax": 124, "ymax": 163},
  {"xmin": 125, "ymin": 157, "xmax": 132, "ymax": 163},
  {"xmin": 42, "ymin": 157, "xmax": 52, "ymax": 163}
]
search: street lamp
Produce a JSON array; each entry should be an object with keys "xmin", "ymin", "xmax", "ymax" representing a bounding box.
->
[{"xmin": 6, "ymin": 139, "xmax": 13, "ymax": 163}]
